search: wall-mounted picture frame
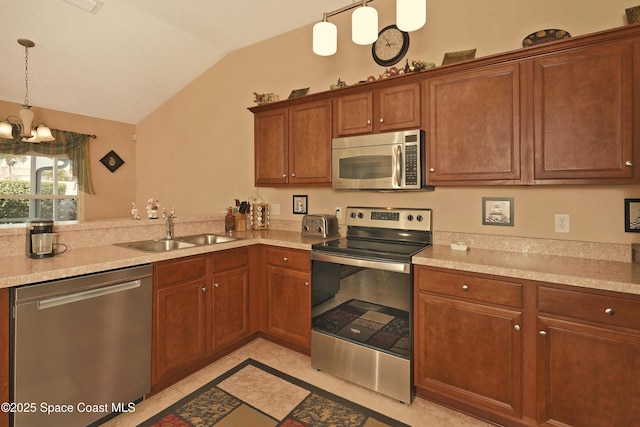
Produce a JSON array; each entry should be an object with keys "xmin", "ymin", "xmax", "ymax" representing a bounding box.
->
[
  {"xmin": 99, "ymin": 150, "xmax": 124, "ymax": 173},
  {"xmin": 624, "ymin": 198, "xmax": 640, "ymax": 232},
  {"xmin": 482, "ymin": 197, "xmax": 514, "ymax": 226},
  {"xmin": 293, "ymin": 195, "xmax": 308, "ymax": 215}
]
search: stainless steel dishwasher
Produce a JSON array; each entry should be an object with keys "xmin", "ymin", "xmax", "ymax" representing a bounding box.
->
[{"xmin": 11, "ymin": 264, "xmax": 153, "ymax": 427}]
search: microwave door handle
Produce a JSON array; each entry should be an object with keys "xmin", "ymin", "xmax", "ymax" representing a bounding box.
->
[{"xmin": 395, "ymin": 145, "xmax": 402, "ymax": 187}]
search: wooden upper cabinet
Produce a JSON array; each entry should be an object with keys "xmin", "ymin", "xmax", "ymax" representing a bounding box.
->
[
  {"xmin": 289, "ymin": 100, "xmax": 332, "ymax": 185},
  {"xmin": 254, "ymin": 108, "xmax": 288, "ymax": 185},
  {"xmin": 334, "ymin": 91, "xmax": 374, "ymax": 136},
  {"xmin": 426, "ymin": 63, "xmax": 522, "ymax": 184},
  {"xmin": 254, "ymin": 100, "xmax": 332, "ymax": 186},
  {"xmin": 531, "ymin": 39, "xmax": 637, "ymax": 183},
  {"xmin": 334, "ymin": 82, "xmax": 420, "ymax": 137}
]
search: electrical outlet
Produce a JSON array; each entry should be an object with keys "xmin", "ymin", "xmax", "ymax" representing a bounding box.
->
[
  {"xmin": 335, "ymin": 207, "xmax": 343, "ymax": 219},
  {"xmin": 555, "ymin": 214, "xmax": 570, "ymax": 233},
  {"xmin": 271, "ymin": 203, "xmax": 280, "ymax": 216}
]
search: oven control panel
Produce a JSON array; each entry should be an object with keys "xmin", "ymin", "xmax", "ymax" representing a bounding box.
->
[{"xmin": 345, "ymin": 207, "xmax": 431, "ymax": 231}]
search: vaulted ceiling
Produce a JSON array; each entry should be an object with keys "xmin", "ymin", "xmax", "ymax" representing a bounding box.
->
[{"xmin": 0, "ymin": 0, "xmax": 349, "ymax": 124}]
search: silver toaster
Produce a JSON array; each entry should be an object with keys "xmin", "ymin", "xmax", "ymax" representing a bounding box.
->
[{"xmin": 302, "ymin": 214, "xmax": 339, "ymax": 238}]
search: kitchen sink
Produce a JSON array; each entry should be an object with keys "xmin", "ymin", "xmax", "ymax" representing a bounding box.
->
[
  {"xmin": 115, "ymin": 233, "xmax": 239, "ymax": 253},
  {"xmin": 178, "ymin": 234, "xmax": 237, "ymax": 245}
]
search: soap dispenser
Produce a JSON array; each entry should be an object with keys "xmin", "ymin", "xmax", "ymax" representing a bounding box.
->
[{"xmin": 224, "ymin": 207, "xmax": 235, "ymax": 232}]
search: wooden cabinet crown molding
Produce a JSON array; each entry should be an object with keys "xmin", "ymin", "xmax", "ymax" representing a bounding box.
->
[{"xmin": 248, "ymin": 24, "xmax": 640, "ymax": 115}]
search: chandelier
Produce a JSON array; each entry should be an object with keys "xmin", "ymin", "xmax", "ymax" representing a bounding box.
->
[
  {"xmin": 0, "ymin": 39, "xmax": 55, "ymax": 143},
  {"xmin": 313, "ymin": 0, "xmax": 427, "ymax": 56}
]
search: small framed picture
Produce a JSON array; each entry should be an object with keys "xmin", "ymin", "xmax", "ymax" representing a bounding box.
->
[
  {"xmin": 482, "ymin": 197, "xmax": 514, "ymax": 226},
  {"xmin": 624, "ymin": 198, "xmax": 640, "ymax": 232},
  {"xmin": 99, "ymin": 150, "xmax": 124, "ymax": 173},
  {"xmin": 288, "ymin": 87, "xmax": 309, "ymax": 99},
  {"xmin": 293, "ymin": 195, "xmax": 308, "ymax": 215}
]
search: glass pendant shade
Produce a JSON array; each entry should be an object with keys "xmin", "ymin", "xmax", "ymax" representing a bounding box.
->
[
  {"xmin": 0, "ymin": 121, "xmax": 13, "ymax": 139},
  {"xmin": 36, "ymin": 125, "xmax": 54, "ymax": 142},
  {"xmin": 397, "ymin": 0, "xmax": 426, "ymax": 32},
  {"xmin": 18, "ymin": 106, "xmax": 34, "ymax": 138},
  {"xmin": 21, "ymin": 130, "xmax": 39, "ymax": 143},
  {"xmin": 313, "ymin": 21, "xmax": 337, "ymax": 56},
  {"xmin": 352, "ymin": 5, "xmax": 378, "ymax": 45}
]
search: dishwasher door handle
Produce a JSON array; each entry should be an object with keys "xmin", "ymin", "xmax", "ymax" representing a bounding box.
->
[{"xmin": 37, "ymin": 280, "xmax": 142, "ymax": 310}]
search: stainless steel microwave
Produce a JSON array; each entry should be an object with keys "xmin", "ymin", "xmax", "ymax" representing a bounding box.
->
[{"xmin": 332, "ymin": 129, "xmax": 431, "ymax": 190}]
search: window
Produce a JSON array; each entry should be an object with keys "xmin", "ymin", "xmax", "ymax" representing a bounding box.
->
[{"xmin": 0, "ymin": 154, "xmax": 79, "ymax": 224}]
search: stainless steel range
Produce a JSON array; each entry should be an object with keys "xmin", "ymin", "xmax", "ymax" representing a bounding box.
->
[{"xmin": 310, "ymin": 206, "xmax": 432, "ymax": 403}]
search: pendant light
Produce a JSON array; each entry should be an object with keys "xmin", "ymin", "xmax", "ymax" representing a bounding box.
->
[
  {"xmin": 396, "ymin": 0, "xmax": 427, "ymax": 32},
  {"xmin": 352, "ymin": 0, "xmax": 378, "ymax": 45},
  {"xmin": 0, "ymin": 39, "xmax": 54, "ymax": 143},
  {"xmin": 313, "ymin": 13, "xmax": 338, "ymax": 56}
]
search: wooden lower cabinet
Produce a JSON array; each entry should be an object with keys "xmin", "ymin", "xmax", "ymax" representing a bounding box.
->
[
  {"xmin": 152, "ymin": 248, "xmax": 249, "ymax": 391},
  {"xmin": 536, "ymin": 287, "xmax": 640, "ymax": 427},
  {"xmin": 264, "ymin": 246, "xmax": 311, "ymax": 352},
  {"xmin": 153, "ymin": 255, "xmax": 209, "ymax": 388},
  {"xmin": 415, "ymin": 265, "xmax": 640, "ymax": 427},
  {"xmin": 414, "ymin": 267, "xmax": 523, "ymax": 420},
  {"xmin": 212, "ymin": 248, "xmax": 249, "ymax": 349}
]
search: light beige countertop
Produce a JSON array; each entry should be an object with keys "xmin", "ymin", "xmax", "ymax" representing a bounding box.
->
[
  {"xmin": 413, "ymin": 244, "xmax": 640, "ymax": 295},
  {"xmin": 0, "ymin": 229, "xmax": 326, "ymax": 289},
  {"xmin": 2, "ymin": 219, "xmax": 640, "ymax": 296}
]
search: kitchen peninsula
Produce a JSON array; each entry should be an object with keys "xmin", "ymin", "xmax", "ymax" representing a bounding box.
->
[{"xmin": 1, "ymin": 217, "xmax": 640, "ymax": 427}]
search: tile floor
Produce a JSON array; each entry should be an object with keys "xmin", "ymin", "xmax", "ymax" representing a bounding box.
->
[{"xmin": 101, "ymin": 338, "xmax": 494, "ymax": 427}]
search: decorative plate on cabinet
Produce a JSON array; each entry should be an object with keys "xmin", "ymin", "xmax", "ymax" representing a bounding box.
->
[{"xmin": 522, "ymin": 29, "xmax": 571, "ymax": 47}]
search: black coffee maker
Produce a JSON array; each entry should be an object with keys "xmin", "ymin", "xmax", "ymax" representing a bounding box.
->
[{"xmin": 25, "ymin": 219, "xmax": 55, "ymax": 258}]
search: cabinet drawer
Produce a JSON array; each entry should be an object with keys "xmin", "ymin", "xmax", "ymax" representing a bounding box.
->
[
  {"xmin": 417, "ymin": 268, "xmax": 522, "ymax": 308},
  {"xmin": 266, "ymin": 247, "xmax": 310, "ymax": 272},
  {"xmin": 213, "ymin": 247, "xmax": 248, "ymax": 272},
  {"xmin": 155, "ymin": 255, "xmax": 206, "ymax": 288},
  {"xmin": 538, "ymin": 286, "xmax": 640, "ymax": 330}
]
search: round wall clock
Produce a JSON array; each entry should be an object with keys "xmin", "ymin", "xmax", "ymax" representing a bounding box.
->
[{"xmin": 372, "ymin": 25, "xmax": 410, "ymax": 67}]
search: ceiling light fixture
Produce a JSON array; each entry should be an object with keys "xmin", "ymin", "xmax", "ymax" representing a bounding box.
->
[
  {"xmin": 312, "ymin": 0, "xmax": 426, "ymax": 56},
  {"xmin": 396, "ymin": 0, "xmax": 426, "ymax": 32},
  {"xmin": 313, "ymin": 13, "xmax": 338, "ymax": 56},
  {"xmin": 0, "ymin": 39, "xmax": 54, "ymax": 143},
  {"xmin": 352, "ymin": 0, "xmax": 378, "ymax": 45},
  {"xmin": 62, "ymin": 0, "xmax": 104, "ymax": 14}
]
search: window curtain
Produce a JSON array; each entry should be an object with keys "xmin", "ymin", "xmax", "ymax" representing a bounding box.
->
[{"xmin": 0, "ymin": 127, "xmax": 95, "ymax": 194}]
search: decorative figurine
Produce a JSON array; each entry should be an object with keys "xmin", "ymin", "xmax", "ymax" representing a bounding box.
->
[{"xmin": 131, "ymin": 202, "xmax": 140, "ymax": 220}]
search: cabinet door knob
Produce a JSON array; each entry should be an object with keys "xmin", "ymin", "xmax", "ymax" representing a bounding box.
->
[
  {"xmin": 379, "ymin": 118, "xmax": 384, "ymax": 123},
  {"xmin": 604, "ymin": 308, "xmax": 615, "ymax": 316},
  {"xmin": 283, "ymin": 257, "xmax": 288, "ymax": 262},
  {"xmin": 514, "ymin": 324, "xmax": 521, "ymax": 331},
  {"xmin": 539, "ymin": 330, "xmax": 547, "ymax": 336},
  {"xmin": 366, "ymin": 119, "xmax": 371, "ymax": 125},
  {"xmin": 429, "ymin": 168, "xmax": 435, "ymax": 172},
  {"xmin": 291, "ymin": 173, "xmax": 296, "ymax": 177},
  {"xmin": 214, "ymin": 283, "xmax": 220, "ymax": 288},
  {"xmin": 304, "ymin": 281, "xmax": 309, "ymax": 286},
  {"xmin": 282, "ymin": 173, "xmax": 287, "ymax": 178},
  {"xmin": 202, "ymin": 287, "xmax": 208, "ymax": 292},
  {"xmin": 461, "ymin": 284, "xmax": 469, "ymax": 291},
  {"xmin": 625, "ymin": 160, "xmax": 634, "ymax": 167}
]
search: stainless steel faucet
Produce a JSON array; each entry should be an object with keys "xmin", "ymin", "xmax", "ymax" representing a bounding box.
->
[{"xmin": 162, "ymin": 209, "xmax": 176, "ymax": 239}]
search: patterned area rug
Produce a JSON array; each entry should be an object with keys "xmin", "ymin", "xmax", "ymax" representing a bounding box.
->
[
  {"xmin": 138, "ymin": 359, "xmax": 409, "ymax": 427},
  {"xmin": 312, "ymin": 299, "xmax": 410, "ymax": 357}
]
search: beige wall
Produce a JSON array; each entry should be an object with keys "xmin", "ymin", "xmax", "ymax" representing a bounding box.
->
[
  {"xmin": 136, "ymin": 0, "xmax": 640, "ymax": 245},
  {"xmin": 4, "ymin": 1, "xmax": 640, "ymax": 245},
  {"xmin": 0, "ymin": 100, "xmax": 136, "ymax": 221}
]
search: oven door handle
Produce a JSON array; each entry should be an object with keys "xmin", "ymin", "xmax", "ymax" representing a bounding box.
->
[{"xmin": 311, "ymin": 251, "xmax": 410, "ymax": 274}]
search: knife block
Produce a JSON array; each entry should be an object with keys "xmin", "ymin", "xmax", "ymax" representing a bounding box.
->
[
  {"xmin": 249, "ymin": 203, "xmax": 269, "ymax": 230},
  {"xmin": 235, "ymin": 214, "xmax": 247, "ymax": 231}
]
